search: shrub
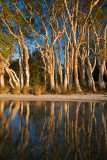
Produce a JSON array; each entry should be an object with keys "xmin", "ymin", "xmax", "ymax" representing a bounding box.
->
[
  {"xmin": 22, "ymin": 86, "xmax": 29, "ymax": 94},
  {"xmin": 55, "ymin": 86, "xmax": 62, "ymax": 94},
  {"xmin": 33, "ymin": 84, "xmax": 42, "ymax": 95},
  {"xmin": 62, "ymin": 86, "xmax": 68, "ymax": 94},
  {"xmin": 0, "ymin": 86, "xmax": 10, "ymax": 94},
  {"xmin": 12, "ymin": 86, "xmax": 20, "ymax": 94},
  {"xmin": 42, "ymin": 85, "xmax": 46, "ymax": 94}
]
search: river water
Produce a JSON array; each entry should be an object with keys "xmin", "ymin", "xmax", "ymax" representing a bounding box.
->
[{"xmin": 0, "ymin": 100, "xmax": 107, "ymax": 160}]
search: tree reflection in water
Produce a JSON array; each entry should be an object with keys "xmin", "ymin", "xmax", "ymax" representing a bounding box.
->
[{"xmin": 0, "ymin": 100, "xmax": 107, "ymax": 160}]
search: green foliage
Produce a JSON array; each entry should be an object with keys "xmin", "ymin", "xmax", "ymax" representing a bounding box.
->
[
  {"xmin": 0, "ymin": 29, "xmax": 15, "ymax": 58},
  {"xmin": 10, "ymin": 59, "xmax": 19, "ymax": 74},
  {"xmin": 0, "ymin": 1, "xmax": 15, "ymax": 27},
  {"xmin": 29, "ymin": 50, "xmax": 45, "ymax": 86}
]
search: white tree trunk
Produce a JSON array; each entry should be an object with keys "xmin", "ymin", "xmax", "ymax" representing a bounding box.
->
[
  {"xmin": 50, "ymin": 73, "xmax": 55, "ymax": 90},
  {"xmin": 19, "ymin": 55, "xmax": 24, "ymax": 88},
  {"xmin": 19, "ymin": 41, "xmax": 24, "ymax": 89},
  {"xmin": 98, "ymin": 26, "xmax": 106, "ymax": 89},
  {"xmin": 59, "ymin": 65, "xmax": 63, "ymax": 88},
  {"xmin": 57, "ymin": 39, "xmax": 63, "ymax": 88},
  {"xmin": 5, "ymin": 67, "xmax": 20, "ymax": 88},
  {"xmin": 64, "ymin": 44, "xmax": 68, "ymax": 90},
  {"xmin": 55, "ymin": 52, "xmax": 58, "ymax": 89},
  {"xmin": 15, "ymin": 3, "xmax": 30, "ymax": 88},
  {"xmin": 44, "ymin": 65, "xmax": 47, "ymax": 89},
  {"xmin": 24, "ymin": 46, "xmax": 29, "ymax": 87},
  {"xmin": 86, "ymin": 58, "xmax": 96, "ymax": 91},
  {"xmin": 69, "ymin": 44, "xmax": 74, "ymax": 88},
  {"xmin": 0, "ymin": 65, "xmax": 5, "ymax": 88},
  {"xmin": 67, "ymin": 42, "xmax": 70, "ymax": 88},
  {"xmin": 74, "ymin": 48, "xmax": 82, "ymax": 92},
  {"xmin": 98, "ymin": 59, "xmax": 105, "ymax": 89}
]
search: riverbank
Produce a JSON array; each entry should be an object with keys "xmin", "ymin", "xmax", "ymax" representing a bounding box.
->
[{"xmin": 0, "ymin": 93, "xmax": 107, "ymax": 102}]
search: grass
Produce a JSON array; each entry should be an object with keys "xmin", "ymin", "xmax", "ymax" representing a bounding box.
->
[{"xmin": 0, "ymin": 83, "xmax": 106, "ymax": 95}]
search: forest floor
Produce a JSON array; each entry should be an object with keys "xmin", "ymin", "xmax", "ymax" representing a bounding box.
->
[{"xmin": 0, "ymin": 93, "xmax": 107, "ymax": 102}]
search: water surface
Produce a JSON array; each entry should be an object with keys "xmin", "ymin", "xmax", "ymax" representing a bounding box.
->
[{"xmin": 0, "ymin": 100, "xmax": 107, "ymax": 160}]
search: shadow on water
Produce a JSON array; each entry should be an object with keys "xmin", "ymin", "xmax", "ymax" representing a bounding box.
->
[{"xmin": 0, "ymin": 100, "xmax": 107, "ymax": 160}]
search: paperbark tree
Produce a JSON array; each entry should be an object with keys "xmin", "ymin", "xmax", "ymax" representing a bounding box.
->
[
  {"xmin": 0, "ymin": 62, "xmax": 5, "ymax": 88},
  {"xmin": 13, "ymin": 1, "xmax": 29, "ymax": 87},
  {"xmin": 0, "ymin": 0, "xmax": 30, "ymax": 88},
  {"xmin": 98, "ymin": 25, "xmax": 107, "ymax": 89},
  {"xmin": 63, "ymin": 0, "xmax": 99, "ymax": 92},
  {"xmin": 86, "ymin": 27, "xmax": 96, "ymax": 91},
  {"xmin": 92, "ymin": 23, "xmax": 107, "ymax": 89},
  {"xmin": 18, "ymin": 40, "xmax": 24, "ymax": 89},
  {"xmin": 57, "ymin": 39, "xmax": 63, "ymax": 88},
  {"xmin": 0, "ymin": 53, "xmax": 20, "ymax": 88},
  {"xmin": 23, "ymin": 0, "xmax": 64, "ymax": 90},
  {"xmin": 0, "ymin": 26, "xmax": 19, "ymax": 88}
]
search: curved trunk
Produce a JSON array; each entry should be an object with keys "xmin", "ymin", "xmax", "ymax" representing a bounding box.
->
[
  {"xmin": 5, "ymin": 67, "xmax": 20, "ymax": 88},
  {"xmin": 0, "ymin": 53, "xmax": 20, "ymax": 89},
  {"xmin": 15, "ymin": 4, "xmax": 29, "ymax": 87}
]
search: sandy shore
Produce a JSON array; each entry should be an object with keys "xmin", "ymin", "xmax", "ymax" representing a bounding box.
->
[{"xmin": 0, "ymin": 93, "xmax": 107, "ymax": 102}]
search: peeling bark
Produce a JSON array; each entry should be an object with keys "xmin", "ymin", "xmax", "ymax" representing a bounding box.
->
[
  {"xmin": 14, "ymin": 2, "xmax": 29, "ymax": 87},
  {"xmin": 0, "ymin": 63, "xmax": 5, "ymax": 88},
  {"xmin": 57, "ymin": 39, "xmax": 63, "ymax": 88},
  {"xmin": 74, "ymin": 47, "xmax": 82, "ymax": 92},
  {"xmin": 64, "ymin": 43, "xmax": 68, "ymax": 90},
  {"xmin": 18, "ymin": 41, "xmax": 24, "ymax": 89},
  {"xmin": 98, "ymin": 26, "xmax": 106, "ymax": 89},
  {"xmin": 69, "ymin": 43, "xmax": 74, "ymax": 88},
  {"xmin": 5, "ymin": 68, "xmax": 20, "ymax": 88},
  {"xmin": 98, "ymin": 59, "xmax": 105, "ymax": 89},
  {"xmin": 0, "ymin": 53, "xmax": 20, "ymax": 89}
]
